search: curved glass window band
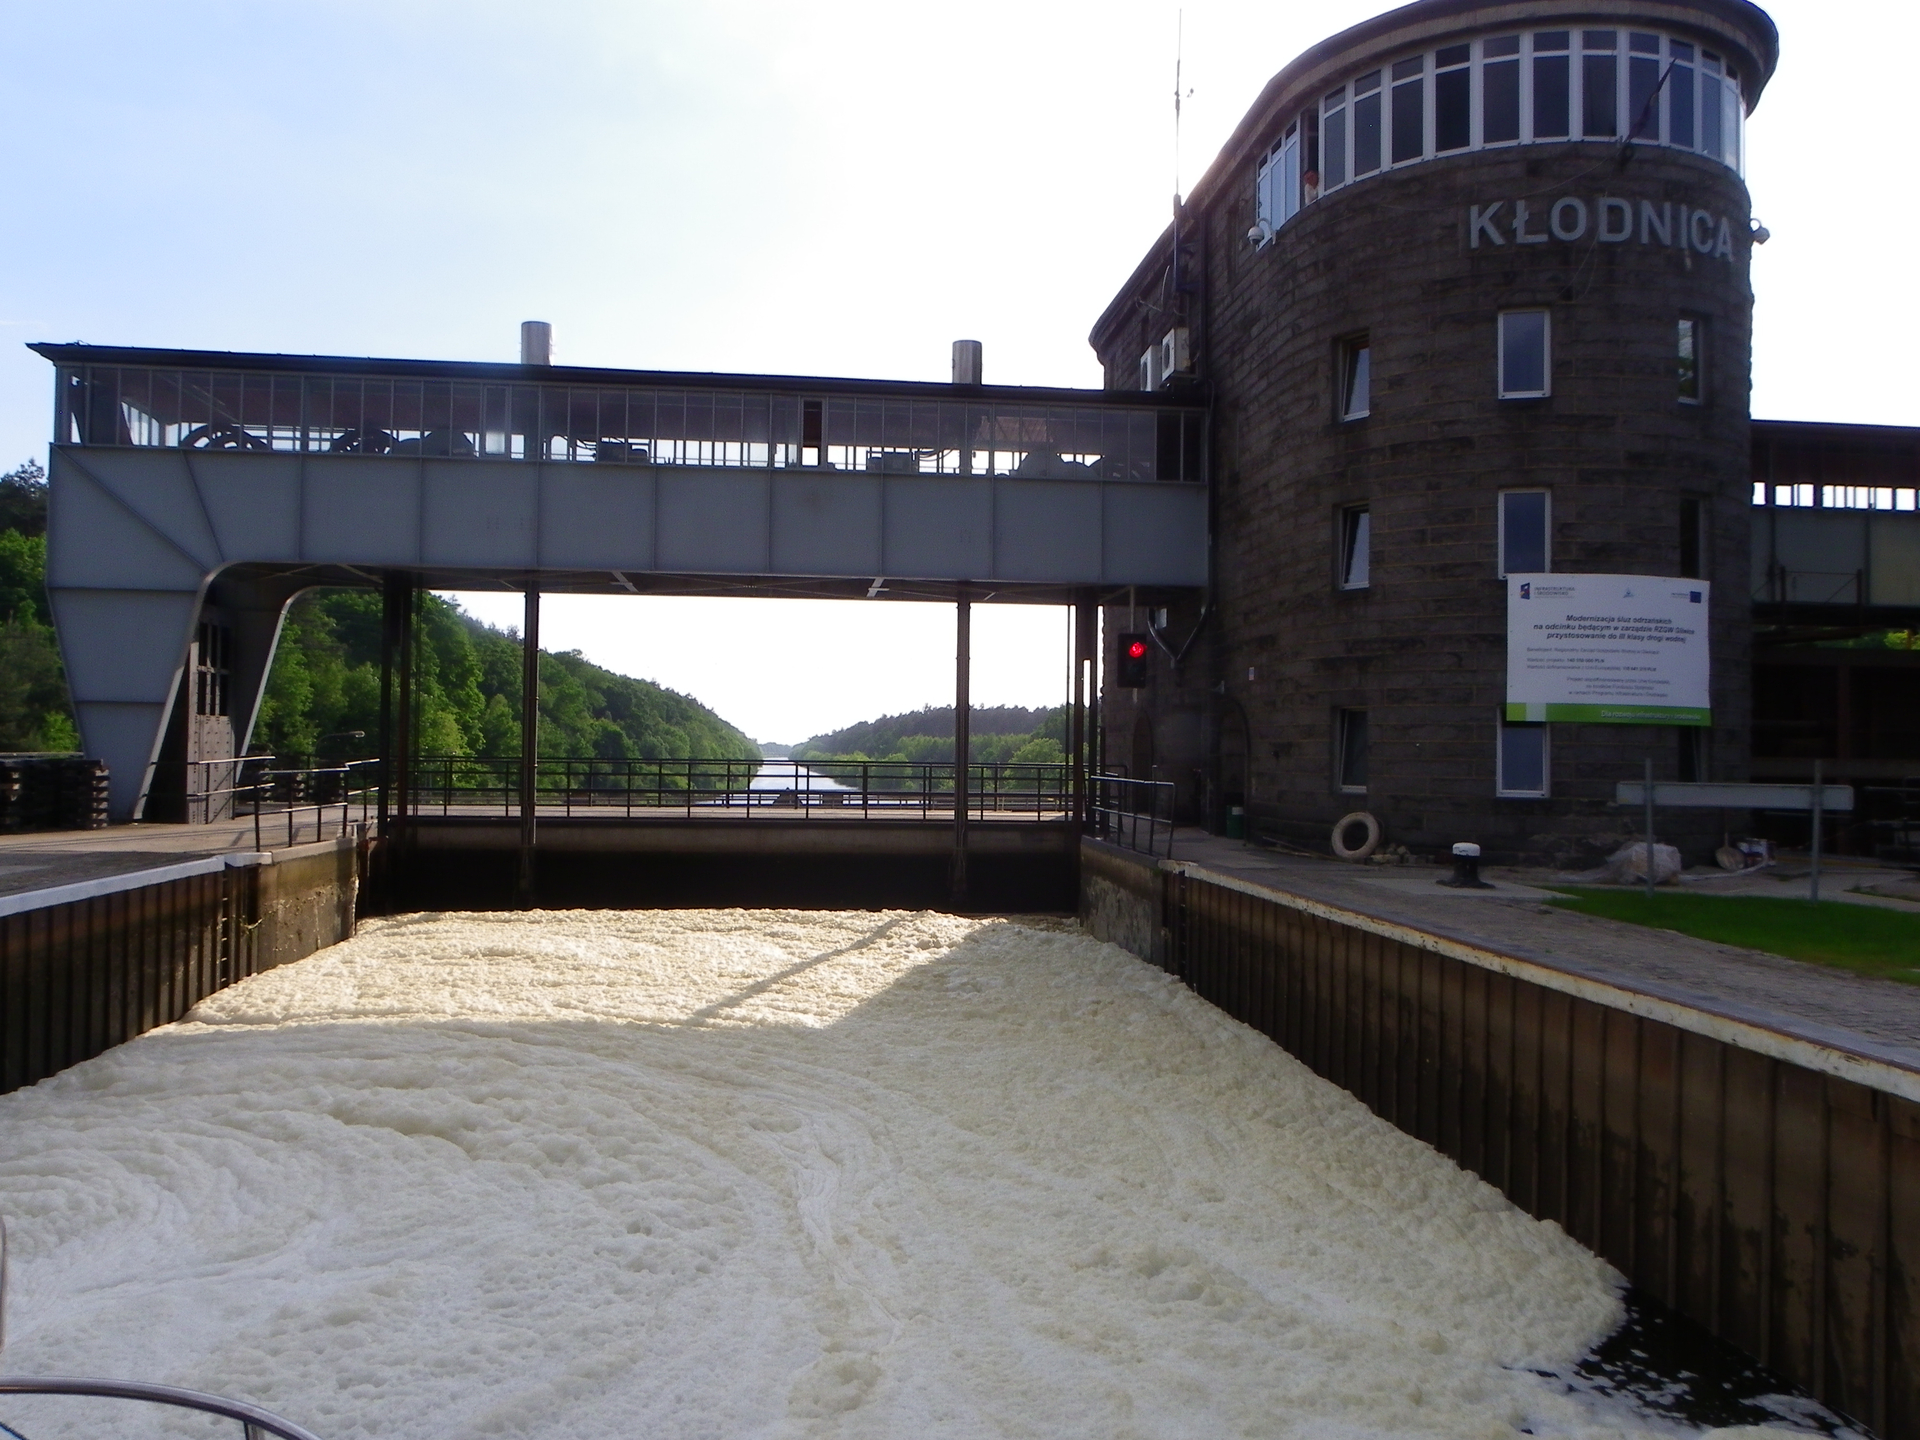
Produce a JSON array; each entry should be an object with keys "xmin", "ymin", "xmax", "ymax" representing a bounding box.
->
[{"xmin": 1272, "ymin": 27, "xmax": 1746, "ymax": 229}]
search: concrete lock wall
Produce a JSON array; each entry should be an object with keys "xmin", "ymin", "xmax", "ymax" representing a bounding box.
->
[
  {"xmin": 1081, "ymin": 838, "xmax": 1920, "ymax": 1437},
  {"xmin": 0, "ymin": 836, "xmax": 360, "ymax": 1095}
]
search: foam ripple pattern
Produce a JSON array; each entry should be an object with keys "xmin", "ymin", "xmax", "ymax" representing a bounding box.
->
[{"xmin": 0, "ymin": 909, "xmax": 1733, "ymax": 1438}]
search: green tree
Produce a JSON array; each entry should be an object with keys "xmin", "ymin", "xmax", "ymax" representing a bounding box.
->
[
  {"xmin": 0, "ymin": 461, "xmax": 47, "ymax": 538},
  {"xmin": 0, "ymin": 529, "xmax": 52, "ymax": 627},
  {"xmin": 0, "ymin": 496, "xmax": 76, "ymax": 751},
  {"xmin": 0, "ymin": 621, "xmax": 77, "ymax": 751},
  {"xmin": 253, "ymin": 589, "xmax": 760, "ymax": 782}
]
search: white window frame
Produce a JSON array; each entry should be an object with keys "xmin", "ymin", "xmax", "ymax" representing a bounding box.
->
[
  {"xmin": 1498, "ymin": 489, "xmax": 1552, "ymax": 577},
  {"xmin": 1254, "ymin": 123, "xmax": 1302, "ymax": 242},
  {"xmin": 1496, "ymin": 715, "xmax": 1550, "ymax": 797},
  {"xmin": 1336, "ymin": 708, "xmax": 1369, "ymax": 794},
  {"xmin": 1338, "ymin": 335, "xmax": 1371, "ymax": 420},
  {"xmin": 1677, "ymin": 315, "xmax": 1705, "ymax": 404},
  {"xmin": 1338, "ymin": 504, "xmax": 1371, "ymax": 589},
  {"xmin": 1498, "ymin": 310, "xmax": 1551, "ymax": 399},
  {"xmin": 1138, "ymin": 345, "xmax": 1161, "ymax": 392}
]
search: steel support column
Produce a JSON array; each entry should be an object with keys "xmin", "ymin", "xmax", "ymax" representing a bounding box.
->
[
  {"xmin": 952, "ymin": 585, "xmax": 971, "ymax": 907},
  {"xmin": 1072, "ymin": 594, "xmax": 1095, "ymax": 830},
  {"xmin": 517, "ymin": 588, "xmax": 540, "ymax": 906},
  {"xmin": 378, "ymin": 572, "xmax": 416, "ymax": 839}
]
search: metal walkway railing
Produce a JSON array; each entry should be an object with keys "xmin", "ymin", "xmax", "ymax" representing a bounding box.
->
[
  {"xmin": 0, "ymin": 1221, "xmax": 325, "ymax": 1440},
  {"xmin": 0, "ymin": 1377, "xmax": 324, "ymax": 1440},
  {"xmin": 406, "ymin": 755, "xmax": 1073, "ymax": 822}
]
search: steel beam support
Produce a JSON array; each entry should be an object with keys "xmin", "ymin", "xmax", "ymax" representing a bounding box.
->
[
  {"xmin": 379, "ymin": 573, "xmax": 416, "ymax": 841},
  {"xmin": 952, "ymin": 585, "xmax": 971, "ymax": 907},
  {"xmin": 518, "ymin": 587, "xmax": 541, "ymax": 906},
  {"xmin": 1072, "ymin": 594, "xmax": 1096, "ymax": 830}
]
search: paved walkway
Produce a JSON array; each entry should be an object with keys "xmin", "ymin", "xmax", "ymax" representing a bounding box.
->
[
  {"xmin": 0, "ymin": 817, "xmax": 344, "ymax": 899},
  {"xmin": 1162, "ymin": 829, "xmax": 1920, "ymax": 1072}
]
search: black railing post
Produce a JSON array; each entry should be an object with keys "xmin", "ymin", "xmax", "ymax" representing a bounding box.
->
[{"xmin": 1073, "ymin": 592, "xmax": 1096, "ymax": 832}]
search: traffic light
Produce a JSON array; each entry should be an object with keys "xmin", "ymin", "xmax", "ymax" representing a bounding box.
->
[{"xmin": 1116, "ymin": 632, "xmax": 1151, "ymax": 687}]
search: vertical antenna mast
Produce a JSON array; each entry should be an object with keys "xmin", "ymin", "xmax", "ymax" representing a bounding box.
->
[
  {"xmin": 1171, "ymin": 10, "xmax": 1194, "ymax": 314},
  {"xmin": 1173, "ymin": 9, "xmax": 1186, "ymax": 207}
]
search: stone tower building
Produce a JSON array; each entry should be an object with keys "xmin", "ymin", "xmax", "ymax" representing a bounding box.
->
[{"xmin": 1093, "ymin": 0, "xmax": 1778, "ymax": 864}]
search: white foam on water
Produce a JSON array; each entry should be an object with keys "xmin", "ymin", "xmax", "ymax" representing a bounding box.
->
[{"xmin": 0, "ymin": 910, "xmax": 1705, "ymax": 1438}]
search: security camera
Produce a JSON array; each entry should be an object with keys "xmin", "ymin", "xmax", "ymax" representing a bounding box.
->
[
  {"xmin": 1246, "ymin": 223, "xmax": 1270, "ymax": 246},
  {"xmin": 1750, "ymin": 220, "xmax": 1771, "ymax": 245}
]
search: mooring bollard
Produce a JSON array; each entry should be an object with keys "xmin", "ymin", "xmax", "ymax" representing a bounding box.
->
[{"xmin": 1436, "ymin": 841, "xmax": 1494, "ymax": 890}]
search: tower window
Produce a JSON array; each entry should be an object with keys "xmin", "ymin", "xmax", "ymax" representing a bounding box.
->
[
  {"xmin": 1532, "ymin": 33, "xmax": 1572, "ymax": 139},
  {"xmin": 1255, "ymin": 121, "xmax": 1303, "ymax": 239},
  {"xmin": 1678, "ymin": 316, "xmax": 1705, "ymax": 403},
  {"xmin": 1499, "ymin": 491, "xmax": 1550, "ymax": 575},
  {"xmin": 1482, "ymin": 38, "xmax": 1521, "ymax": 143},
  {"xmin": 1391, "ymin": 55, "xmax": 1426, "ymax": 163},
  {"xmin": 1498, "ymin": 310, "xmax": 1551, "ymax": 398},
  {"xmin": 1338, "ymin": 335, "xmax": 1371, "ymax": 419},
  {"xmin": 1352, "ymin": 70, "xmax": 1383, "ymax": 177},
  {"xmin": 1582, "ymin": 31, "xmax": 1619, "ymax": 138},
  {"xmin": 1497, "ymin": 716, "xmax": 1549, "ymax": 796},
  {"xmin": 1337, "ymin": 709, "xmax": 1370, "ymax": 792},
  {"xmin": 1677, "ymin": 725, "xmax": 1706, "ymax": 783},
  {"xmin": 1339, "ymin": 505, "xmax": 1371, "ymax": 589},
  {"xmin": 1680, "ymin": 496, "xmax": 1707, "ymax": 577},
  {"xmin": 1435, "ymin": 46, "xmax": 1472, "ymax": 152}
]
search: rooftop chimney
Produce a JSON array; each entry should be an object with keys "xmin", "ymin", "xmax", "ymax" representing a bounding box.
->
[
  {"xmin": 520, "ymin": 320, "xmax": 552, "ymax": 367},
  {"xmin": 951, "ymin": 339, "xmax": 983, "ymax": 386}
]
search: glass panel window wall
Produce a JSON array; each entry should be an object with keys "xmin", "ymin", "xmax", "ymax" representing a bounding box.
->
[{"xmin": 52, "ymin": 363, "xmax": 1204, "ymax": 486}]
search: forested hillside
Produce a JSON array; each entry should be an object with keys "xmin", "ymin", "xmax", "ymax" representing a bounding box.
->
[
  {"xmin": 793, "ymin": 704, "xmax": 1065, "ymax": 766},
  {"xmin": 0, "ymin": 461, "xmax": 77, "ymax": 752},
  {"xmin": 258, "ymin": 592, "xmax": 760, "ymax": 766}
]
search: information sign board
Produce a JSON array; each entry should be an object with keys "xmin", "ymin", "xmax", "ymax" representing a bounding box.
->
[{"xmin": 1505, "ymin": 574, "xmax": 1710, "ymax": 725}]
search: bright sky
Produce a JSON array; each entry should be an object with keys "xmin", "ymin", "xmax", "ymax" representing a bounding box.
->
[{"xmin": 3, "ymin": 1, "xmax": 1912, "ymax": 744}]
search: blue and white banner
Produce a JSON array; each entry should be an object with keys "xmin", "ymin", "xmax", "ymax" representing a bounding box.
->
[{"xmin": 1506, "ymin": 574, "xmax": 1711, "ymax": 725}]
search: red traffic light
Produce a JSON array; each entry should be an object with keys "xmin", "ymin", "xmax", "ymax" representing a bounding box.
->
[
  {"xmin": 1116, "ymin": 632, "xmax": 1151, "ymax": 687},
  {"xmin": 1126, "ymin": 639, "xmax": 1148, "ymax": 660}
]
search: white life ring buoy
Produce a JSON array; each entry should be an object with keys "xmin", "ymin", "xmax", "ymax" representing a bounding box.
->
[{"xmin": 1331, "ymin": 810, "xmax": 1382, "ymax": 861}]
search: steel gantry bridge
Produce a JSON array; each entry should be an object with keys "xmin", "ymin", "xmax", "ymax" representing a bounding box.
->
[{"xmin": 33, "ymin": 342, "xmax": 1208, "ymax": 899}]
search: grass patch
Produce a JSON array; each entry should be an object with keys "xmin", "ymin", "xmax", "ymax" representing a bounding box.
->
[{"xmin": 1546, "ymin": 888, "xmax": 1920, "ymax": 985}]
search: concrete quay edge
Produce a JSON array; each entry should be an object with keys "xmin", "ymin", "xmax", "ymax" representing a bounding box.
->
[
  {"xmin": 1085, "ymin": 836, "xmax": 1920, "ymax": 1105},
  {"xmin": 0, "ymin": 834, "xmax": 356, "ymax": 920}
]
